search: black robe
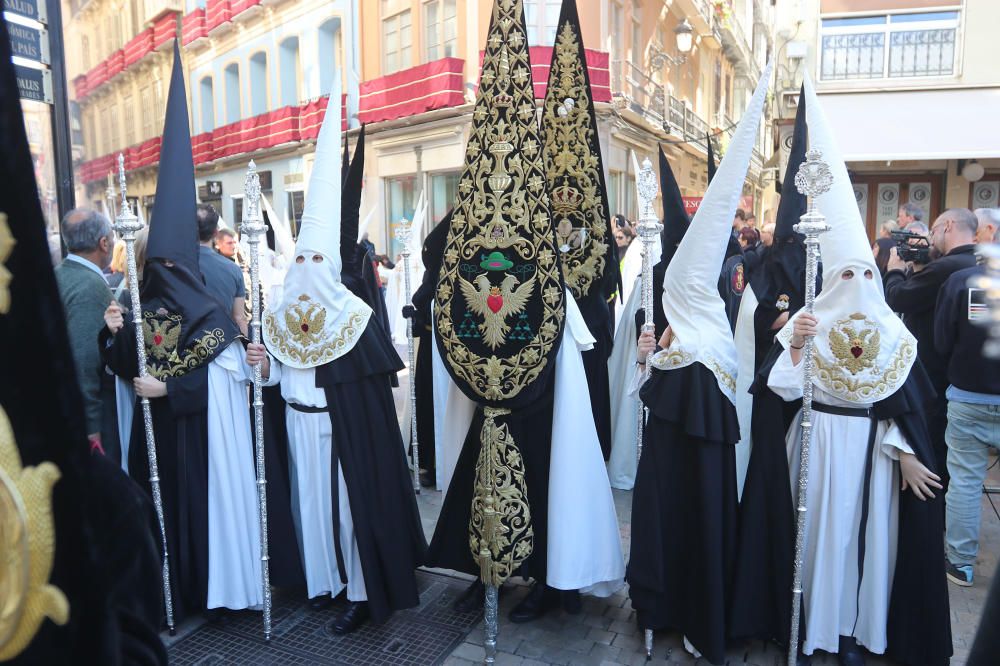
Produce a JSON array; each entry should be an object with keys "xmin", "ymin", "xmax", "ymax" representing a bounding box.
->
[
  {"xmin": 410, "ymin": 280, "xmax": 437, "ymax": 475},
  {"xmin": 314, "ymin": 321, "xmax": 427, "ymax": 623},
  {"xmin": 425, "ymin": 381, "xmax": 556, "ymax": 583},
  {"xmin": 627, "ymin": 362, "xmax": 740, "ymax": 665},
  {"xmin": 729, "ymin": 344, "xmax": 952, "ymax": 665},
  {"xmin": 103, "ymin": 323, "xmax": 212, "ymax": 622}
]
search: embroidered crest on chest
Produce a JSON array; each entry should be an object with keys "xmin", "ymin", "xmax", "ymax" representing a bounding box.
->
[{"xmin": 828, "ymin": 313, "xmax": 881, "ymax": 375}]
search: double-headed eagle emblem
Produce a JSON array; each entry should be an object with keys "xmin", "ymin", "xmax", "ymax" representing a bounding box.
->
[
  {"xmin": 460, "ymin": 271, "xmax": 535, "ymax": 350},
  {"xmin": 828, "ymin": 313, "xmax": 880, "ymax": 375}
]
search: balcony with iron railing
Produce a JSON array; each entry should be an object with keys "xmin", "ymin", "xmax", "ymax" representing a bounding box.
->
[{"xmin": 611, "ymin": 60, "xmax": 665, "ymax": 126}]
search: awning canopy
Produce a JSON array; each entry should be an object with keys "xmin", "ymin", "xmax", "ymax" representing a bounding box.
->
[{"xmin": 818, "ymin": 87, "xmax": 1000, "ymax": 162}]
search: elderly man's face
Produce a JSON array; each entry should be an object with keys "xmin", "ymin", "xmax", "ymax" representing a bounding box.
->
[
  {"xmin": 897, "ymin": 207, "xmax": 914, "ymax": 226},
  {"xmin": 217, "ymin": 234, "xmax": 237, "ymax": 258}
]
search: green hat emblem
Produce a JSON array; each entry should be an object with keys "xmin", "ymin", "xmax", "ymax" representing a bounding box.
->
[{"xmin": 480, "ymin": 251, "xmax": 513, "ymax": 271}]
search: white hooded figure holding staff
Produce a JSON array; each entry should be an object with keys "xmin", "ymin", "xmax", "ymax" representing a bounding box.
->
[{"xmin": 262, "ymin": 76, "xmax": 426, "ymax": 635}]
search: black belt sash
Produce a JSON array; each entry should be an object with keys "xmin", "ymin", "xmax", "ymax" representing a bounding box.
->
[
  {"xmin": 812, "ymin": 401, "xmax": 877, "ymax": 637},
  {"xmin": 287, "ymin": 401, "xmax": 348, "ymax": 584}
]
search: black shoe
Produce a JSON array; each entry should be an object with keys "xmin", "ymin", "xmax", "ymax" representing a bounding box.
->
[
  {"xmin": 796, "ymin": 653, "xmax": 812, "ymax": 666},
  {"xmin": 205, "ymin": 608, "xmax": 230, "ymax": 624},
  {"xmin": 453, "ymin": 579, "xmax": 485, "ymax": 613},
  {"xmin": 508, "ymin": 583, "xmax": 559, "ymax": 623},
  {"xmin": 309, "ymin": 594, "xmax": 334, "ymax": 611},
  {"xmin": 330, "ymin": 601, "xmax": 370, "ymax": 635},
  {"xmin": 420, "ymin": 470, "xmax": 435, "ymax": 488},
  {"xmin": 561, "ymin": 589, "xmax": 581, "ymax": 615},
  {"xmin": 838, "ymin": 636, "xmax": 866, "ymax": 666},
  {"xmin": 946, "ymin": 559, "xmax": 974, "ymax": 587}
]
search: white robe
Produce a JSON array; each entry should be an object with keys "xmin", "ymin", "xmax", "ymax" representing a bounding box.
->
[
  {"xmin": 732, "ymin": 285, "xmax": 758, "ymax": 499},
  {"xmin": 205, "ymin": 344, "xmax": 264, "ymax": 611},
  {"xmin": 268, "ymin": 363, "xmax": 367, "ymax": 602},
  {"xmin": 769, "ymin": 350, "xmax": 911, "ymax": 656},
  {"xmin": 606, "ymin": 275, "xmax": 641, "ymax": 490},
  {"xmin": 546, "ymin": 294, "xmax": 626, "ymax": 595}
]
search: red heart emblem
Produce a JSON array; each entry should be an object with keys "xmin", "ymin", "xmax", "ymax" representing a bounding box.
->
[
  {"xmin": 300, "ymin": 322, "xmax": 310, "ymax": 333},
  {"xmin": 153, "ymin": 334, "xmax": 163, "ymax": 346},
  {"xmin": 487, "ymin": 294, "xmax": 503, "ymax": 313},
  {"xmin": 851, "ymin": 345, "xmax": 863, "ymax": 358}
]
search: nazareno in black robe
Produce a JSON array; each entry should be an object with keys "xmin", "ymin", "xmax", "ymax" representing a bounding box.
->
[
  {"xmin": 626, "ymin": 362, "xmax": 740, "ymax": 665},
  {"xmin": 728, "ymin": 344, "xmax": 952, "ymax": 665},
  {"xmin": 102, "ymin": 322, "xmax": 212, "ymax": 622},
  {"xmin": 314, "ymin": 319, "xmax": 427, "ymax": 623},
  {"xmin": 425, "ymin": 380, "xmax": 556, "ymax": 584}
]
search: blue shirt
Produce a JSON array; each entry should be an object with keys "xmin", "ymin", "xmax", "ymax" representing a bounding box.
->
[{"xmin": 198, "ymin": 245, "xmax": 245, "ymax": 313}]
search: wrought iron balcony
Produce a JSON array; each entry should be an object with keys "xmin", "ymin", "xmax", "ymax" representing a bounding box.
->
[{"xmin": 611, "ymin": 60, "xmax": 665, "ymax": 126}]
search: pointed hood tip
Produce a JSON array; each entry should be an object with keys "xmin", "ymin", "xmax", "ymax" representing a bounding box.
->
[
  {"xmin": 774, "ymin": 86, "xmax": 808, "ymax": 243},
  {"xmin": 147, "ymin": 40, "xmax": 198, "ymax": 272}
]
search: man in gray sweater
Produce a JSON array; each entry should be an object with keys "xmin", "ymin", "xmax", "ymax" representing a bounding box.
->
[{"xmin": 54, "ymin": 208, "xmax": 114, "ymax": 453}]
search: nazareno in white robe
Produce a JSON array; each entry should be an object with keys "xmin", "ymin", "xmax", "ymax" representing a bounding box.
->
[
  {"xmin": 606, "ymin": 274, "xmax": 641, "ymax": 490},
  {"xmin": 768, "ymin": 349, "xmax": 912, "ymax": 656},
  {"xmin": 205, "ymin": 343, "xmax": 264, "ymax": 611},
  {"xmin": 266, "ymin": 362, "xmax": 367, "ymax": 602},
  {"xmin": 431, "ymin": 291, "xmax": 625, "ymax": 595}
]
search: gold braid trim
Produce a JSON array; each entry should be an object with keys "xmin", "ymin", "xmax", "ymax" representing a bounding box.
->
[
  {"xmin": 648, "ymin": 348, "xmax": 737, "ymax": 394},
  {"xmin": 263, "ymin": 309, "xmax": 367, "ymax": 369},
  {"xmin": 543, "ymin": 21, "xmax": 609, "ymax": 300},
  {"xmin": 469, "ymin": 407, "xmax": 533, "ymax": 587},
  {"xmin": 814, "ymin": 338, "xmax": 915, "ymax": 402},
  {"xmin": 142, "ymin": 311, "xmax": 228, "ymax": 380}
]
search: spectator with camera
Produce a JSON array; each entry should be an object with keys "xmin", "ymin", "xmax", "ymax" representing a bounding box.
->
[
  {"xmin": 885, "ymin": 207, "xmax": 979, "ymax": 485},
  {"xmin": 934, "ymin": 225, "xmax": 1000, "ymax": 587}
]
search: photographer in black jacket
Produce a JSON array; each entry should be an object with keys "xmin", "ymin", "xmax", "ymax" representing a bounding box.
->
[{"xmin": 884, "ymin": 207, "xmax": 979, "ymax": 487}]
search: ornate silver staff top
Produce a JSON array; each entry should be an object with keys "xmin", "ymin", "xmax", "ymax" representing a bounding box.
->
[
  {"xmin": 394, "ymin": 218, "xmax": 421, "ymax": 493},
  {"xmin": 786, "ymin": 147, "xmax": 831, "ymax": 666}
]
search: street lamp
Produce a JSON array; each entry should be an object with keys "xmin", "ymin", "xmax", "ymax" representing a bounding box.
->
[{"xmin": 649, "ymin": 19, "xmax": 695, "ymax": 68}]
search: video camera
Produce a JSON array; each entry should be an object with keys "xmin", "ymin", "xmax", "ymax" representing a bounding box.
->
[{"xmin": 890, "ymin": 230, "xmax": 932, "ymax": 265}]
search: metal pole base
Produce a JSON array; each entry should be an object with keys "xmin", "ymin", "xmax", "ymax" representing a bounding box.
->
[
  {"xmin": 644, "ymin": 629, "xmax": 653, "ymax": 660},
  {"xmin": 483, "ymin": 583, "xmax": 498, "ymax": 665},
  {"xmin": 168, "ymin": 628, "xmax": 176, "ymax": 637}
]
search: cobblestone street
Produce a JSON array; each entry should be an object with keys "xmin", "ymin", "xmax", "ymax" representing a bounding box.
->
[{"xmin": 163, "ymin": 369, "xmax": 998, "ymax": 665}]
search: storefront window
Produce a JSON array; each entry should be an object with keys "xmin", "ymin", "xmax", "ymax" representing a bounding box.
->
[
  {"xmin": 429, "ymin": 171, "xmax": 460, "ymax": 228},
  {"xmin": 385, "ymin": 174, "xmax": 418, "ymax": 259}
]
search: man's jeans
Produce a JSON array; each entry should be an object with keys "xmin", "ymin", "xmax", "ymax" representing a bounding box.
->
[{"xmin": 945, "ymin": 400, "xmax": 1000, "ymax": 567}]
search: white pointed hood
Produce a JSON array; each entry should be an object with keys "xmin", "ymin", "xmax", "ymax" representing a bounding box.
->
[
  {"xmin": 649, "ymin": 61, "xmax": 773, "ymax": 403},
  {"xmin": 776, "ymin": 74, "xmax": 915, "ymax": 403},
  {"xmin": 263, "ymin": 76, "xmax": 373, "ymax": 369}
]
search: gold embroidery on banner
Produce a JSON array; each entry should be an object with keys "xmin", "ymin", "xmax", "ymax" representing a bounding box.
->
[
  {"xmin": 459, "ymin": 273, "xmax": 536, "ymax": 349},
  {"xmin": 469, "ymin": 407, "xmax": 532, "ymax": 587},
  {"xmin": 0, "ymin": 406, "xmax": 69, "ymax": 659},
  {"xmin": 434, "ymin": 0, "xmax": 565, "ymax": 403},
  {"xmin": 542, "ymin": 22, "xmax": 609, "ymax": 299},
  {"xmin": 141, "ymin": 312, "xmax": 227, "ymax": 379},
  {"xmin": 263, "ymin": 309, "xmax": 367, "ymax": 368}
]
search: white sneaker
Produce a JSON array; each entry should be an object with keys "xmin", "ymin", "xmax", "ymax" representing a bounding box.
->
[{"xmin": 683, "ymin": 636, "xmax": 702, "ymax": 659}]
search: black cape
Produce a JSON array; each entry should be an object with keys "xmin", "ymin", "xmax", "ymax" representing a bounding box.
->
[
  {"xmin": 729, "ymin": 344, "xmax": 953, "ymax": 665},
  {"xmin": 314, "ymin": 321, "xmax": 427, "ymax": 623},
  {"xmin": 627, "ymin": 363, "xmax": 740, "ymax": 665}
]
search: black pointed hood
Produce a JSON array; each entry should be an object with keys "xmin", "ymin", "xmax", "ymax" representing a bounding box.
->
[
  {"xmin": 341, "ymin": 125, "xmax": 365, "ymax": 280},
  {"xmin": 657, "ymin": 146, "xmax": 690, "ymax": 268},
  {"xmin": 140, "ymin": 41, "xmax": 238, "ymax": 377},
  {"xmin": 540, "ymin": 0, "xmax": 617, "ymax": 314},
  {"xmin": 147, "ymin": 41, "xmax": 198, "ymax": 274},
  {"xmin": 758, "ymin": 86, "xmax": 813, "ymax": 313},
  {"xmin": 706, "ymin": 133, "xmax": 717, "ymax": 184},
  {"xmin": 775, "ymin": 86, "xmax": 807, "ymax": 245}
]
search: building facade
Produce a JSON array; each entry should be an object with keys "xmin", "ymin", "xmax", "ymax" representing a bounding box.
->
[
  {"xmin": 358, "ymin": 0, "xmax": 776, "ymax": 258},
  {"xmin": 772, "ymin": 0, "xmax": 1000, "ymax": 237},
  {"xmin": 68, "ymin": 0, "xmax": 776, "ymax": 255}
]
